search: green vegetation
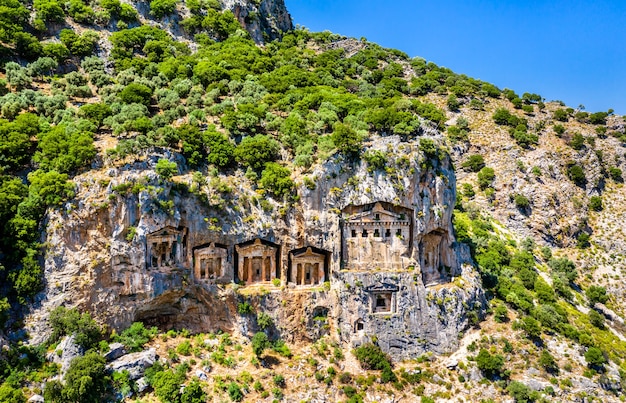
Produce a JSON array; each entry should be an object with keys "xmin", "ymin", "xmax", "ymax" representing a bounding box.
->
[{"xmin": 353, "ymin": 343, "xmax": 396, "ymax": 383}]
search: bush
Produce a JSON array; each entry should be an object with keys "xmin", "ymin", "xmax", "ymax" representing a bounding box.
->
[
  {"xmin": 589, "ymin": 196, "xmax": 603, "ymax": 211},
  {"xmin": 588, "ymin": 309, "xmax": 605, "ymax": 329},
  {"xmin": 506, "ymin": 380, "xmax": 534, "ymax": 402},
  {"xmin": 331, "ymin": 122, "xmax": 362, "ymax": 160},
  {"xmin": 514, "ymin": 194, "xmax": 530, "ymax": 209},
  {"xmin": 462, "ymin": 154, "xmax": 484, "ymax": 172},
  {"xmin": 353, "ymin": 343, "xmax": 396, "ymax": 383},
  {"xmin": 494, "ymin": 303, "xmax": 508, "ymax": 323},
  {"xmin": 155, "ymin": 159, "xmax": 178, "ymax": 180},
  {"xmin": 586, "ymin": 285, "xmax": 608, "ymax": 305},
  {"xmin": 260, "ymin": 162, "xmax": 294, "ymax": 198},
  {"xmin": 114, "ymin": 322, "xmax": 158, "ymax": 352},
  {"xmin": 49, "ymin": 306, "xmax": 102, "ymax": 350},
  {"xmin": 548, "ymin": 257, "xmax": 577, "ymax": 283},
  {"xmin": 609, "ymin": 167, "xmax": 623, "ymax": 182},
  {"xmin": 119, "ymin": 83, "xmax": 153, "ymax": 107},
  {"xmin": 517, "ymin": 316, "xmax": 541, "ymax": 339},
  {"xmin": 251, "ymin": 332, "xmax": 269, "ymax": 357},
  {"xmin": 539, "ymin": 350, "xmax": 558, "ymax": 373},
  {"xmin": 44, "ymin": 353, "xmax": 110, "ymax": 403},
  {"xmin": 234, "ymin": 135, "xmax": 280, "ymax": 171},
  {"xmin": 150, "ymin": 0, "xmax": 177, "ymax": 18},
  {"xmin": 584, "ymin": 347, "xmax": 606, "ymax": 367},
  {"xmin": 475, "ymin": 348, "xmax": 504, "ymax": 378},
  {"xmin": 567, "ymin": 164, "xmax": 586, "ymax": 186},
  {"xmin": 570, "ymin": 133, "xmax": 585, "ymax": 150},
  {"xmin": 477, "ymin": 167, "xmax": 495, "ymax": 190},
  {"xmin": 553, "ymin": 109, "xmax": 568, "ymax": 121}
]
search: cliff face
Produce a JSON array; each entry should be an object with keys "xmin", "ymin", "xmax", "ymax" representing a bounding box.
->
[
  {"xmin": 221, "ymin": 0, "xmax": 293, "ymax": 43},
  {"xmin": 26, "ymin": 134, "xmax": 484, "ymax": 359}
]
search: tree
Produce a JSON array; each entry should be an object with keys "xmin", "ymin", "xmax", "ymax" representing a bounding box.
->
[
  {"xmin": 27, "ymin": 169, "xmax": 75, "ymax": 207},
  {"xmin": 150, "ymin": 0, "xmax": 177, "ymax": 18},
  {"xmin": 475, "ymin": 348, "xmax": 504, "ymax": 378},
  {"xmin": 260, "ymin": 162, "xmax": 294, "ymax": 198},
  {"xmin": 586, "ymin": 285, "xmax": 608, "ymax": 305},
  {"xmin": 119, "ymin": 83, "xmax": 153, "ymax": 107},
  {"xmin": 181, "ymin": 379, "xmax": 206, "ymax": 403},
  {"xmin": 251, "ymin": 332, "xmax": 269, "ymax": 357},
  {"xmin": 588, "ymin": 309, "xmax": 605, "ymax": 329},
  {"xmin": 477, "ymin": 167, "xmax": 495, "ymax": 190},
  {"xmin": 584, "ymin": 347, "xmax": 606, "ymax": 368},
  {"xmin": 506, "ymin": 381, "xmax": 534, "ymax": 402},
  {"xmin": 539, "ymin": 349, "xmax": 558, "ymax": 373},
  {"xmin": 27, "ymin": 57, "xmax": 58, "ymax": 79},
  {"xmin": 462, "ymin": 154, "xmax": 484, "ymax": 172},
  {"xmin": 331, "ymin": 122, "xmax": 361, "ymax": 160},
  {"xmin": 570, "ymin": 133, "xmax": 585, "ymax": 150},
  {"xmin": 45, "ymin": 353, "xmax": 110, "ymax": 403},
  {"xmin": 155, "ymin": 159, "xmax": 178, "ymax": 180},
  {"xmin": 49, "ymin": 306, "xmax": 103, "ymax": 349},
  {"xmin": 206, "ymin": 128, "xmax": 235, "ymax": 168},
  {"xmin": 234, "ymin": 135, "xmax": 280, "ymax": 171},
  {"xmin": 589, "ymin": 196, "xmax": 603, "ymax": 212},
  {"xmin": 567, "ymin": 164, "xmax": 586, "ymax": 186},
  {"xmin": 548, "ymin": 257, "xmax": 577, "ymax": 283}
]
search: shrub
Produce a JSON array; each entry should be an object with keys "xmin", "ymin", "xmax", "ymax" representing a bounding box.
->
[
  {"xmin": 251, "ymin": 332, "xmax": 269, "ymax": 357},
  {"xmin": 494, "ymin": 303, "xmax": 508, "ymax": 323},
  {"xmin": 447, "ymin": 94, "xmax": 460, "ymax": 111},
  {"xmin": 477, "ymin": 167, "xmax": 495, "ymax": 190},
  {"xmin": 260, "ymin": 162, "xmax": 294, "ymax": 198},
  {"xmin": 584, "ymin": 347, "xmax": 606, "ymax": 367},
  {"xmin": 506, "ymin": 380, "xmax": 534, "ymax": 402},
  {"xmin": 150, "ymin": 0, "xmax": 177, "ymax": 18},
  {"xmin": 514, "ymin": 194, "xmax": 530, "ymax": 209},
  {"xmin": 517, "ymin": 316, "xmax": 541, "ymax": 339},
  {"xmin": 570, "ymin": 133, "xmax": 585, "ymax": 150},
  {"xmin": 234, "ymin": 135, "xmax": 280, "ymax": 171},
  {"xmin": 353, "ymin": 343, "xmax": 396, "ymax": 383},
  {"xmin": 588, "ymin": 309, "xmax": 605, "ymax": 329},
  {"xmin": 155, "ymin": 159, "xmax": 178, "ymax": 180},
  {"xmin": 462, "ymin": 154, "xmax": 484, "ymax": 172},
  {"xmin": 539, "ymin": 350, "xmax": 558, "ymax": 373},
  {"xmin": 609, "ymin": 167, "xmax": 623, "ymax": 182},
  {"xmin": 44, "ymin": 353, "xmax": 109, "ymax": 403},
  {"xmin": 589, "ymin": 196, "xmax": 603, "ymax": 211},
  {"xmin": 553, "ymin": 109, "xmax": 569, "ymax": 121},
  {"xmin": 257, "ymin": 312, "xmax": 273, "ymax": 330},
  {"xmin": 49, "ymin": 306, "xmax": 102, "ymax": 350},
  {"xmin": 114, "ymin": 322, "xmax": 158, "ymax": 352},
  {"xmin": 331, "ymin": 122, "xmax": 362, "ymax": 160},
  {"xmin": 586, "ymin": 285, "xmax": 608, "ymax": 305},
  {"xmin": 548, "ymin": 257, "xmax": 577, "ymax": 283},
  {"xmin": 237, "ymin": 301, "xmax": 254, "ymax": 314},
  {"xmin": 119, "ymin": 83, "xmax": 153, "ymax": 106},
  {"xmin": 567, "ymin": 164, "xmax": 586, "ymax": 186},
  {"xmin": 475, "ymin": 348, "xmax": 504, "ymax": 377}
]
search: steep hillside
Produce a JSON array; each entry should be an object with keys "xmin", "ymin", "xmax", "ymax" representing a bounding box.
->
[{"xmin": 0, "ymin": 0, "xmax": 626, "ymax": 402}]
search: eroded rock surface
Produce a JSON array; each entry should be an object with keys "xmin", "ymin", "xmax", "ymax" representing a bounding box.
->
[{"xmin": 27, "ymin": 134, "xmax": 484, "ymax": 359}]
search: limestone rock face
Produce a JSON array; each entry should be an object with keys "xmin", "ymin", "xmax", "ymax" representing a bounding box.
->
[
  {"xmin": 26, "ymin": 134, "xmax": 484, "ymax": 360},
  {"xmin": 220, "ymin": 0, "xmax": 293, "ymax": 43}
]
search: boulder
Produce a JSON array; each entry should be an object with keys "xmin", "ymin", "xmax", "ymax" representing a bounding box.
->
[
  {"xmin": 107, "ymin": 348, "xmax": 156, "ymax": 380},
  {"xmin": 103, "ymin": 342, "xmax": 126, "ymax": 362}
]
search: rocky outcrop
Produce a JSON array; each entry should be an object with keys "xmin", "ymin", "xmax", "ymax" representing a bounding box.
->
[
  {"xmin": 220, "ymin": 0, "xmax": 292, "ymax": 43},
  {"xmin": 26, "ymin": 133, "xmax": 484, "ymax": 360},
  {"xmin": 107, "ymin": 348, "xmax": 157, "ymax": 380}
]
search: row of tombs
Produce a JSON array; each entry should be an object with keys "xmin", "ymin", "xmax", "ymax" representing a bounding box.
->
[{"xmin": 143, "ymin": 202, "xmax": 456, "ymax": 287}]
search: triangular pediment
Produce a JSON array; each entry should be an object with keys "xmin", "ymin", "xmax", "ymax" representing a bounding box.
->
[
  {"xmin": 147, "ymin": 226, "xmax": 182, "ymax": 238},
  {"xmin": 365, "ymin": 282, "xmax": 399, "ymax": 292}
]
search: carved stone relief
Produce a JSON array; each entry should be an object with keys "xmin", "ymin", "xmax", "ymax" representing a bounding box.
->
[
  {"xmin": 235, "ymin": 239, "xmax": 279, "ymax": 284},
  {"xmin": 289, "ymin": 247, "xmax": 328, "ymax": 286},
  {"xmin": 146, "ymin": 226, "xmax": 188, "ymax": 269},
  {"xmin": 342, "ymin": 202, "xmax": 413, "ymax": 271},
  {"xmin": 193, "ymin": 243, "xmax": 228, "ymax": 284}
]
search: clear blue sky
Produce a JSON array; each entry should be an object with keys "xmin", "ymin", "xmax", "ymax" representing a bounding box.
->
[{"xmin": 285, "ymin": 0, "xmax": 626, "ymax": 114}]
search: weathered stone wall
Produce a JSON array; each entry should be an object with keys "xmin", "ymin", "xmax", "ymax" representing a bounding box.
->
[{"xmin": 26, "ymin": 134, "xmax": 485, "ymax": 360}]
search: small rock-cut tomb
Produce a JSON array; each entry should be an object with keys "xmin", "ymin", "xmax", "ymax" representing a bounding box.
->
[
  {"xmin": 146, "ymin": 226, "xmax": 188, "ymax": 269},
  {"xmin": 288, "ymin": 247, "xmax": 328, "ymax": 286},
  {"xmin": 235, "ymin": 239, "xmax": 279, "ymax": 284},
  {"xmin": 193, "ymin": 243, "xmax": 228, "ymax": 283}
]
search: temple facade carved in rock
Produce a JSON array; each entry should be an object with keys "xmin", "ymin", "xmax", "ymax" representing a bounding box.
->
[
  {"xmin": 235, "ymin": 239, "xmax": 280, "ymax": 285},
  {"xmin": 146, "ymin": 226, "xmax": 188, "ymax": 269},
  {"xmin": 341, "ymin": 202, "xmax": 413, "ymax": 271},
  {"xmin": 288, "ymin": 246, "xmax": 328, "ymax": 286},
  {"xmin": 193, "ymin": 243, "xmax": 229, "ymax": 284}
]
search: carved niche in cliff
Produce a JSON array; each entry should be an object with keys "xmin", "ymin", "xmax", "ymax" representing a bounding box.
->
[
  {"xmin": 193, "ymin": 243, "xmax": 229, "ymax": 284},
  {"xmin": 288, "ymin": 246, "xmax": 329, "ymax": 286},
  {"xmin": 366, "ymin": 282, "xmax": 399, "ymax": 314},
  {"xmin": 146, "ymin": 226, "xmax": 188, "ymax": 269},
  {"xmin": 419, "ymin": 229, "xmax": 455, "ymax": 286},
  {"xmin": 235, "ymin": 239, "xmax": 280, "ymax": 284},
  {"xmin": 341, "ymin": 202, "xmax": 413, "ymax": 271}
]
